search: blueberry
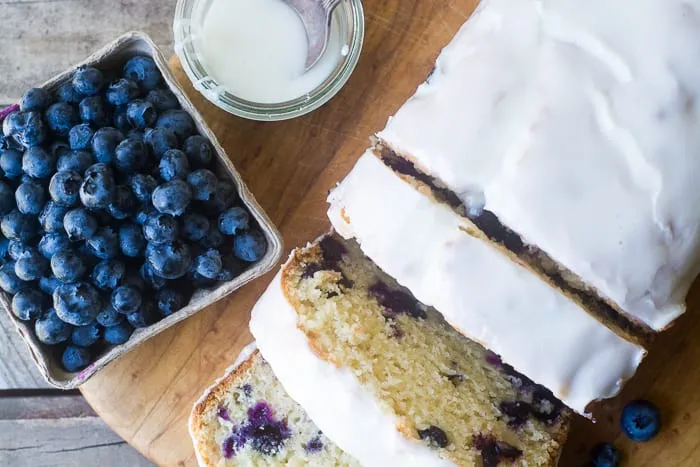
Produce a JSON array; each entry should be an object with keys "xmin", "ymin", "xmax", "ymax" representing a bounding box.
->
[
  {"xmin": 590, "ymin": 443, "xmax": 621, "ymax": 467},
  {"xmin": 0, "ymin": 181, "xmax": 16, "ymax": 215},
  {"xmin": 91, "ymin": 127, "xmax": 124, "ymax": 164},
  {"xmin": 50, "ymin": 140, "xmax": 71, "ymax": 158},
  {"xmin": 39, "ymin": 276, "xmax": 62, "ymax": 295},
  {"xmin": 46, "ymin": 102, "xmax": 79, "ymax": 136},
  {"xmin": 35, "ymin": 309, "xmax": 72, "ymax": 345},
  {"xmin": 126, "ymin": 99, "xmax": 157, "ymax": 129},
  {"xmin": 182, "ymin": 135, "xmax": 213, "ymax": 168},
  {"xmin": 112, "ymin": 105, "xmax": 130, "ymax": 132},
  {"xmin": 123, "ymin": 56, "xmax": 161, "ymax": 90},
  {"xmin": 14, "ymin": 181, "xmax": 44, "ymax": 215},
  {"xmin": 112, "ymin": 285, "xmax": 142, "ymax": 314},
  {"xmin": 0, "ymin": 149, "xmax": 23, "ymax": 179},
  {"xmin": 182, "ymin": 212, "xmax": 209, "ymax": 241},
  {"xmin": 71, "ymin": 322, "xmax": 101, "ymax": 347},
  {"xmin": 114, "ymin": 138, "xmax": 147, "ymax": 172},
  {"xmin": 140, "ymin": 262, "xmax": 167, "ymax": 290},
  {"xmin": 200, "ymin": 225, "xmax": 224, "ymax": 249},
  {"xmin": 63, "ymin": 208, "xmax": 98, "ymax": 241},
  {"xmin": 1, "ymin": 210, "xmax": 39, "ymax": 242},
  {"xmin": 91, "ymin": 259, "xmax": 125, "ymax": 290},
  {"xmin": 234, "ymin": 230, "xmax": 266, "ymax": 262},
  {"xmin": 18, "ymin": 111, "xmax": 47, "ymax": 147},
  {"xmin": 156, "ymin": 288, "xmax": 186, "ymax": 316},
  {"xmin": 80, "ymin": 163, "xmax": 116, "ymax": 209},
  {"xmin": 38, "ymin": 202, "xmax": 67, "ymax": 234},
  {"xmin": 152, "ymin": 180, "xmax": 192, "ymax": 216},
  {"xmin": 8, "ymin": 241, "xmax": 31, "ymax": 261},
  {"xmin": 122, "ymin": 267, "xmax": 147, "ymax": 291},
  {"xmin": 72, "ymin": 66, "xmax": 103, "ymax": 96},
  {"xmin": 12, "ymin": 289, "xmax": 45, "ymax": 321},
  {"xmin": 105, "ymin": 78, "xmax": 140, "ymax": 106},
  {"xmin": 134, "ymin": 202, "xmax": 157, "ymax": 225},
  {"xmin": 621, "ymin": 400, "xmax": 660, "ymax": 442},
  {"xmin": 143, "ymin": 213, "xmax": 178, "ymax": 244},
  {"xmin": 57, "ymin": 149, "xmax": 93, "ymax": 173},
  {"xmin": 146, "ymin": 88, "xmax": 179, "ymax": 112},
  {"xmin": 146, "ymin": 241, "xmax": 192, "ymax": 279},
  {"xmin": 129, "ymin": 173, "xmax": 157, "ymax": 202},
  {"xmin": 2, "ymin": 111, "xmax": 26, "ymax": 136},
  {"xmin": 96, "ymin": 304, "xmax": 124, "ymax": 327},
  {"xmin": 0, "ymin": 237, "xmax": 9, "ymax": 259},
  {"xmin": 195, "ymin": 249, "xmax": 223, "ymax": 279},
  {"xmin": 219, "ymin": 207, "xmax": 249, "ymax": 236},
  {"xmin": 126, "ymin": 129, "xmax": 144, "ymax": 142},
  {"xmin": 62, "ymin": 345, "xmax": 91, "ymax": 372},
  {"xmin": 55, "ymin": 82, "xmax": 82, "ymax": 104},
  {"xmin": 22, "ymin": 146, "xmax": 56, "ymax": 178},
  {"xmin": 107, "ymin": 185, "xmax": 137, "ymax": 220},
  {"xmin": 187, "ymin": 169, "xmax": 217, "ymax": 201},
  {"xmin": 38, "ymin": 232, "xmax": 70, "ymax": 259},
  {"xmin": 53, "ymin": 282, "xmax": 101, "ymax": 326},
  {"xmin": 87, "ymin": 226, "xmax": 120, "ymax": 259},
  {"xmin": 20, "ymin": 88, "xmax": 51, "ymax": 112},
  {"xmin": 119, "ymin": 222, "xmax": 146, "ymax": 257},
  {"xmin": 79, "ymin": 96, "xmax": 110, "ymax": 127},
  {"xmin": 51, "ymin": 248, "xmax": 86, "ymax": 282},
  {"xmin": 15, "ymin": 247, "xmax": 49, "ymax": 280},
  {"xmin": 207, "ymin": 180, "xmax": 236, "ymax": 214},
  {"xmin": 144, "ymin": 128, "xmax": 178, "ymax": 158},
  {"xmin": 155, "ymin": 110, "xmax": 195, "ymax": 141},
  {"xmin": 68, "ymin": 123, "xmax": 93, "ymax": 150},
  {"xmin": 417, "ymin": 426, "xmax": 449, "ymax": 448},
  {"xmin": 0, "ymin": 262, "xmax": 22, "ymax": 294},
  {"xmin": 159, "ymin": 149, "xmax": 190, "ymax": 181},
  {"xmin": 49, "ymin": 170, "xmax": 82, "ymax": 207},
  {"xmin": 103, "ymin": 321, "xmax": 134, "ymax": 345},
  {"xmin": 126, "ymin": 302, "xmax": 156, "ymax": 328}
]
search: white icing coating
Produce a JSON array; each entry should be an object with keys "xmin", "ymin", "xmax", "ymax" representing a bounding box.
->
[
  {"xmin": 377, "ymin": 0, "xmax": 700, "ymax": 330},
  {"xmin": 328, "ymin": 152, "xmax": 645, "ymax": 414},
  {"xmin": 250, "ymin": 271, "xmax": 454, "ymax": 467}
]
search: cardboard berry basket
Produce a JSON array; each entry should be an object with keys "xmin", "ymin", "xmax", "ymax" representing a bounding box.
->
[{"xmin": 0, "ymin": 31, "xmax": 283, "ymax": 389}]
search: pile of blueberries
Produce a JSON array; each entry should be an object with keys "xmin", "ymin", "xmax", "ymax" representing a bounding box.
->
[{"xmin": 0, "ymin": 56, "xmax": 266, "ymax": 373}]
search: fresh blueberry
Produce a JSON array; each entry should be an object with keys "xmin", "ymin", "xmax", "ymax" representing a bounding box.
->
[
  {"xmin": 68, "ymin": 123, "xmax": 93, "ymax": 150},
  {"xmin": 182, "ymin": 135, "xmax": 213, "ymax": 168},
  {"xmin": 18, "ymin": 111, "xmax": 47, "ymax": 147},
  {"xmin": 57, "ymin": 149, "xmax": 93, "ymax": 173},
  {"xmin": 103, "ymin": 321, "xmax": 134, "ymax": 345},
  {"xmin": 143, "ymin": 213, "xmax": 178, "ymax": 244},
  {"xmin": 112, "ymin": 285, "xmax": 142, "ymax": 314},
  {"xmin": 139, "ymin": 262, "xmax": 167, "ymax": 290},
  {"xmin": 7, "ymin": 241, "xmax": 31, "ymax": 261},
  {"xmin": 15, "ymin": 247, "xmax": 49, "ymax": 280},
  {"xmin": 91, "ymin": 259, "xmax": 125, "ymax": 290},
  {"xmin": 49, "ymin": 140, "xmax": 70, "ymax": 158},
  {"xmin": 46, "ymin": 102, "xmax": 79, "ymax": 136},
  {"xmin": 207, "ymin": 180, "xmax": 236, "ymax": 214},
  {"xmin": 126, "ymin": 99, "xmax": 157, "ymax": 129},
  {"xmin": 53, "ymin": 282, "xmax": 101, "ymax": 326},
  {"xmin": 38, "ymin": 232, "xmax": 70, "ymax": 259},
  {"xmin": 1, "ymin": 210, "xmax": 39, "ymax": 242},
  {"xmin": 152, "ymin": 180, "xmax": 192, "ymax": 216},
  {"xmin": 200, "ymin": 225, "xmax": 224, "ymax": 249},
  {"xmin": 0, "ymin": 148, "xmax": 23, "ymax": 179},
  {"xmin": 126, "ymin": 301, "xmax": 156, "ymax": 328},
  {"xmin": 0, "ymin": 262, "xmax": 23, "ymax": 294},
  {"xmin": 51, "ymin": 248, "xmax": 86, "ymax": 282},
  {"xmin": 195, "ymin": 249, "xmax": 223, "ymax": 279},
  {"xmin": 123, "ymin": 56, "xmax": 161, "ymax": 90},
  {"xmin": 118, "ymin": 222, "xmax": 146, "ymax": 258},
  {"xmin": 49, "ymin": 170, "xmax": 82, "ymax": 207},
  {"xmin": 126, "ymin": 129, "xmax": 144, "ymax": 142},
  {"xmin": 15, "ymin": 181, "xmax": 45, "ymax": 215},
  {"xmin": 182, "ymin": 212, "xmax": 209, "ymax": 241},
  {"xmin": 35, "ymin": 308, "xmax": 72, "ymax": 345},
  {"xmin": 187, "ymin": 169, "xmax": 217, "ymax": 201},
  {"xmin": 20, "ymin": 88, "xmax": 51, "ymax": 112},
  {"xmin": 0, "ymin": 181, "xmax": 15, "ymax": 215},
  {"xmin": 134, "ymin": 202, "xmax": 157, "ymax": 225},
  {"xmin": 590, "ymin": 443, "xmax": 621, "ymax": 467},
  {"xmin": 39, "ymin": 276, "xmax": 62, "ymax": 295},
  {"xmin": 112, "ymin": 105, "xmax": 130, "ymax": 132},
  {"xmin": 144, "ymin": 128, "xmax": 178, "ymax": 158},
  {"xmin": 219, "ymin": 207, "xmax": 249, "ymax": 236},
  {"xmin": 38, "ymin": 201, "xmax": 67, "ymax": 234},
  {"xmin": 2, "ymin": 111, "xmax": 26, "ymax": 137},
  {"xmin": 87, "ymin": 226, "xmax": 119, "ymax": 259},
  {"xmin": 79, "ymin": 96, "xmax": 110, "ymax": 127},
  {"xmin": 128, "ymin": 173, "xmax": 157, "ymax": 202},
  {"xmin": 107, "ymin": 185, "xmax": 137, "ymax": 220},
  {"xmin": 80, "ymin": 163, "xmax": 116, "ymax": 209},
  {"xmin": 12, "ymin": 289, "xmax": 45, "ymax": 321},
  {"xmin": 71, "ymin": 322, "xmax": 101, "ymax": 347},
  {"xmin": 233, "ymin": 230, "xmax": 266, "ymax": 262},
  {"xmin": 91, "ymin": 127, "xmax": 124, "ymax": 164},
  {"xmin": 0, "ymin": 237, "xmax": 9, "ymax": 259},
  {"xmin": 55, "ymin": 82, "xmax": 82, "ymax": 104},
  {"xmin": 62, "ymin": 345, "xmax": 91, "ymax": 372},
  {"xmin": 114, "ymin": 138, "xmax": 147, "ymax": 172},
  {"xmin": 63, "ymin": 208, "xmax": 98, "ymax": 241},
  {"xmin": 159, "ymin": 149, "xmax": 190, "ymax": 181},
  {"xmin": 72, "ymin": 66, "xmax": 103, "ymax": 96},
  {"xmin": 105, "ymin": 78, "xmax": 140, "ymax": 106},
  {"xmin": 96, "ymin": 304, "xmax": 123, "ymax": 327},
  {"xmin": 146, "ymin": 88, "xmax": 179, "ymax": 112},
  {"xmin": 155, "ymin": 109, "xmax": 195, "ymax": 141},
  {"xmin": 146, "ymin": 241, "xmax": 192, "ymax": 279},
  {"xmin": 22, "ymin": 146, "xmax": 56, "ymax": 178},
  {"xmin": 156, "ymin": 288, "xmax": 186, "ymax": 316},
  {"xmin": 621, "ymin": 400, "xmax": 661, "ymax": 442}
]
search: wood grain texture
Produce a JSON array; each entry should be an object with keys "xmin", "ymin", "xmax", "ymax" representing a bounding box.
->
[
  {"xmin": 0, "ymin": 308, "xmax": 51, "ymax": 390},
  {"xmin": 77, "ymin": 1, "xmax": 700, "ymax": 466}
]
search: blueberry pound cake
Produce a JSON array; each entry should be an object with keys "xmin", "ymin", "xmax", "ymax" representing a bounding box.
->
[
  {"xmin": 189, "ymin": 343, "xmax": 358, "ymax": 466},
  {"xmin": 251, "ymin": 236, "xmax": 571, "ymax": 466}
]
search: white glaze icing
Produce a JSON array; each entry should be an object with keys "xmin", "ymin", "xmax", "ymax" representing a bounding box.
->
[
  {"xmin": 377, "ymin": 0, "xmax": 700, "ymax": 331},
  {"xmin": 328, "ymin": 152, "xmax": 645, "ymax": 414},
  {"xmin": 250, "ymin": 271, "xmax": 454, "ymax": 467}
]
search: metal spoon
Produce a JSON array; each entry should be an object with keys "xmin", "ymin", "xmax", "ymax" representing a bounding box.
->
[{"xmin": 282, "ymin": 0, "xmax": 344, "ymax": 71}]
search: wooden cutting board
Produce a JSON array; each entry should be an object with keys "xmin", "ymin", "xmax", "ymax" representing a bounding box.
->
[{"xmin": 80, "ymin": 1, "xmax": 700, "ymax": 465}]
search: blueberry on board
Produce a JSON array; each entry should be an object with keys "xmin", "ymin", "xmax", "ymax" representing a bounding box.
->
[
  {"xmin": 15, "ymin": 247, "xmax": 49, "ymax": 280},
  {"xmin": 71, "ymin": 322, "xmax": 101, "ymax": 347},
  {"xmin": 20, "ymin": 88, "xmax": 51, "ymax": 112},
  {"xmin": 55, "ymin": 82, "xmax": 82, "ymax": 104},
  {"xmin": 118, "ymin": 222, "xmax": 146, "ymax": 258},
  {"xmin": 38, "ymin": 232, "xmax": 70, "ymax": 259},
  {"xmin": 22, "ymin": 146, "xmax": 56, "ymax": 178},
  {"xmin": 49, "ymin": 170, "xmax": 82, "ymax": 207},
  {"xmin": 146, "ymin": 241, "xmax": 192, "ymax": 279},
  {"xmin": 72, "ymin": 66, "xmax": 103, "ymax": 96},
  {"xmin": 35, "ymin": 309, "xmax": 72, "ymax": 345},
  {"xmin": 15, "ymin": 181, "xmax": 45, "ymax": 215},
  {"xmin": 68, "ymin": 123, "xmax": 93, "ymax": 150},
  {"xmin": 144, "ymin": 128, "xmax": 178, "ymax": 158},
  {"xmin": 590, "ymin": 443, "xmax": 621, "ymax": 467},
  {"xmin": 37, "ymin": 202, "xmax": 68, "ymax": 234},
  {"xmin": 182, "ymin": 212, "xmax": 209, "ymax": 241},
  {"xmin": 91, "ymin": 127, "xmax": 124, "ymax": 164},
  {"xmin": 219, "ymin": 207, "xmax": 249, "ymax": 236},
  {"xmin": 233, "ymin": 230, "xmax": 266, "ymax": 262},
  {"xmin": 0, "ymin": 181, "xmax": 16, "ymax": 215},
  {"xmin": 200, "ymin": 225, "xmax": 224, "ymax": 249},
  {"xmin": 39, "ymin": 276, "xmax": 62, "ymax": 295},
  {"xmin": 128, "ymin": 173, "xmax": 157, "ymax": 202},
  {"xmin": 0, "ymin": 262, "xmax": 23, "ymax": 294},
  {"xmin": 12, "ymin": 289, "xmax": 45, "ymax": 321},
  {"xmin": 62, "ymin": 345, "xmax": 91, "ymax": 372},
  {"xmin": 187, "ymin": 169, "xmax": 217, "ymax": 201},
  {"xmin": 114, "ymin": 138, "xmax": 147, "ymax": 172},
  {"xmin": 53, "ymin": 282, "xmax": 101, "ymax": 326},
  {"xmin": 155, "ymin": 109, "xmax": 195, "ymax": 141},
  {"xmin": 57, "ymin": 149, "xmax": 94, "ymax": 174},
  {"xmin": 159, "ymin": 149, "xmax": 190, "ymax": 181},
  {"xmin": 105, "ymin": 78, "xmax": 140, "ymax": 106},
  {"xmin": 63, "ymin": 208, "xmax": 98, "ymax": 241},
  {"xmin": 103, "ymin": 321, "xmax": 134, "ymax": 345},
  {"xmin": 87, "ymin": 226, "xmax": 120, "ymax": 259},
  {"xmin": 182, "ymin": 135, "xmax": 213, "ymax": 168},
  {"xmin": 1, "ymin": 210, "xmax": 39, "ymax": 242},
  {"xmin": 0, "ymin": 148, "xmax": 23, "ymax": 179},
  {"xmin": 2, "ymin": 111, "xmax": 26, "ymax": 137},
  {"xmin": 46, "ymin": 102, "xmax": 79, "ymax": 136},
  {"xmin": 107, "ymin": 185, "xmax": 137, "ymax": 220},
  {"xmin": 126, "ymin": 99, "xmax": 157, "ymax": 129},
  {"xmin": 91, "ymin": 259, "xmax": 125, "ymax": 290},
  {"xmin": 79, "ymin": 96, "xmax": 110, "ymax": 127},
  {"xmin": 96, "ymin": 304, "xmax": 123, "ymax": 327},
  {"xmin": 7, "ymin": 240, "xmax": 31, "ymax": 261},
  {"xmin": 152, "ymin": 180, "xmax": 192, "ymax": 216},
  {"xmin": 156, "ymin": 288, "xmax": 186, "ymax": 316},
  {"xmin": 195, "ymin": 249, "xmax": 223, "ymax": 279},
  {"xmin": 80, "ymin": 163, "xmax": 116, "ymax": 209},
  {"xmin": 143, "ymin": 213, "xmax": 178, "ymax": 244},
  {"xmin": 621, "ymin": 400, "xmax": 660, "ymax": 442},
  {"xmin": 111, "ymin": 285, "xmax": 142, "ymax": 314},
  {"xmin": 51, "ymin": 248, "xmax": 86, "ymax": 282},
  {"xmin": 123, "ymin": 56, "xmax": 161, "ymax": 91},
  {"xmin": 18, "ymin": 111, "xmax": 47, "ymax": 147},
  {"xmin": 146, "ymin": 88, "xmax": 179, "ymax": 112},
  {"xmin": 139, "ymin": 262, "xmax": 167, "ymax": 290}
]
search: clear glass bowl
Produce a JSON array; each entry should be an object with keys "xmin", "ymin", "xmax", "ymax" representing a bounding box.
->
[{"xmin": 174, "ymin": 0, "xmax": 364, "ymax": 121}]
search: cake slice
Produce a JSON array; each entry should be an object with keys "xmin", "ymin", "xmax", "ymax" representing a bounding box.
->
[
  {"xmin": 189, "ymin": 344, "xmax": 358, "ymax": 466},
  {"xmin": 328, "ymin": 152, "xmax": 645, "ymax": 414},
  {"xmin": 251, "ymin": 236, "xmax": 571, "ymax": 466},
  {"xmin": 376, "ymin": 0, "xmax": 700, "ymax": 332}
]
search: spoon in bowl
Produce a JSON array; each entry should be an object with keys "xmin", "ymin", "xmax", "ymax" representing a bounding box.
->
[{"xmin": 281, "ymin": 0, "xmax": 344, "ymax": 71}]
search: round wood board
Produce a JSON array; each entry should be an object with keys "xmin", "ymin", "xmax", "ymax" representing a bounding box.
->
[{"xmin": 81, "ymin": 1, "xmax": 700, "ymax": 465}]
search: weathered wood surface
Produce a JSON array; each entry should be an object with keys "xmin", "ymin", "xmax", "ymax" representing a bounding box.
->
[{"xmin": 0, "ymin": 310, "xmax": 51, "ymax": 390}]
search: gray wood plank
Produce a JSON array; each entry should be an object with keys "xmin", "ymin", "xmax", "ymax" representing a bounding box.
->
[
  {"xmin": 0, "ymin": 0, "xmax": 176, "ymax": 103},
  {"xmin": 0, "ymin": 393, "xmax": 94, "ymax": 420},
  {"xmin": 0, "ymin": 310, "xmax": 52, "ymax": 390}
]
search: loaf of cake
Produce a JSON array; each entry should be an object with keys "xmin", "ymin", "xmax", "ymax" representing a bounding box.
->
[
  {"xmin": 251, "ymin": 236, "xmax": 571, "ymax": 466},
  {"xmin": 328, "ymin": 151, "xmax": 645, "ymax": 414},
  {"xmin": 375, "ymin": 0, "xmax": 700, "ymax": 333},
  {"xmin": 189, "ymin": 343, "xmax": 358, "ymax": 466}
]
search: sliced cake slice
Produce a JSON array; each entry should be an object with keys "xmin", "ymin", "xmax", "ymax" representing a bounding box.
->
[
  {"xmin": 251, "ymin": 236, "xmax": 571, "ymax": 466},
  {"xmin": 328, "ymin": 152, "xmax": 645, "ymax": 414},
  {"xmin": 189, "ymin": 344, "xmax": 358, "ymax": 466}
]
